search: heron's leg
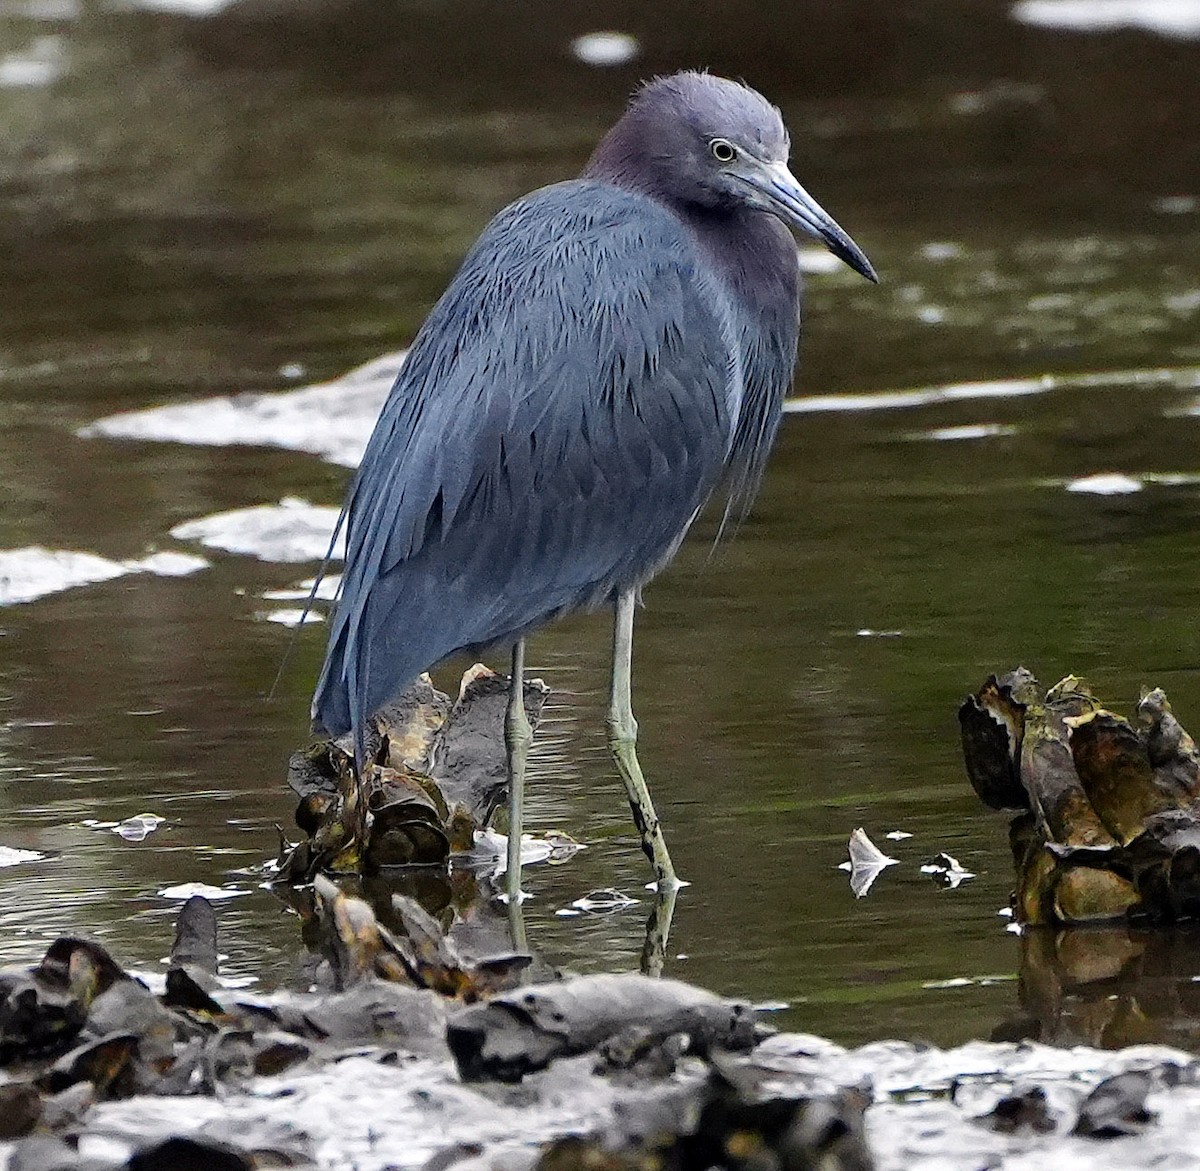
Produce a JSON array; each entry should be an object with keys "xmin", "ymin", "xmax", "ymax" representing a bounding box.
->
[
  {"xmin": 640, "ymin": 883, "xmax": 679, "ymax": 977},
  {"xmin": 607, "ymin": 588, "xmax": 679, "ymax": 891},
  {"xmin": 504, "ymin": 640, "xmax": 532, "ymax": 939}
]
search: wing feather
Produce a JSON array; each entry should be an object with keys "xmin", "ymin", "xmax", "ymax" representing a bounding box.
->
[{"xmin": 313, "ymin": 180, "xmax": 738, "ymax": 755}]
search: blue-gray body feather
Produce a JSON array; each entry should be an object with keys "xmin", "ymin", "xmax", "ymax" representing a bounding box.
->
[{"xmin": 312, "ymin": 177, "xmax": 800, "ymax": 754}]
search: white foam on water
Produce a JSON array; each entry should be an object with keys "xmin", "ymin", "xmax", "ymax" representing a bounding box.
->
[
  {"xmin": 121, "ymin": 551, "xmax": 210, "ymax": 577},
  {"xmin": 1013, "ymin": 0, "xmax": 1200, "ymax": 37},
  {"xmin": 913, "ymin": 423, "xmax": 1017, "ymax": 441},
  {"xmin": 787, "ymin": 364, "xmax": 1200, "ymax": 415},
  {"xmin": 9, "ymin": 0, "xmax": 81, "ymax": 18},
  {"xmin": 569, "ymin": 31, "xmax": 640, "ymax": 66},
  {"xmin": 80, "ymin": 350, "xmax": 406, "ymax": 468},
  {"xmin": 1066, "ymin": 472, "xmax": 1144, "ymax": 494},
  {"xmin": 0, "ymin": 35, "xmax": 64, "ymax": 88},
  {"xmin": 0, "ymin": 845, "xmax": 47, "ymax": 867},
  {"xmin": 1155, "ymin": 195, "xmax": 1199, "ymax": 215},
  {"xmin": 797, "ymin": 246, "xmax": 845, "ymax": 274},
  {"xmin": 261, "ymin": 574, "xmax": 342, "ymax": 602},
  {"xmin": 0, "ymin": 548, "xmax": 131, "ymax": 605},
  {"xmin": 260, "ymin": 608, "xmax": 325, "ymax": 626},
  {"xmin": 787, "ymin": 376, "xmax": 1055, "ymax": 414},
  {"xmin": 157, "ymin": 883, "xmax": 250, "ymax": 900},
  {"xmin": 170, "ymin": 497, "xmax": 344, "ymax": 563},
  {"xmin": 108, "ymin": 0, "xmax": 236, "ymax": 14},
  {"xmin": 920, "ymin": 241, "xmax": 966, "ymax": 262},
  {"xmin": 0, "ymin": 546, "xmax": 210, "ymax": 606}
]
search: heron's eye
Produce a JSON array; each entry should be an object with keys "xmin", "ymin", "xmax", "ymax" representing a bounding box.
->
[{"xmin": 709, "ymin": 138, "xmax": 736, "ymax": 163}]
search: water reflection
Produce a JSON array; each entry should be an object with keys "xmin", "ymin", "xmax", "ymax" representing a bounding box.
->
[{"xmin": 999, "ymin": 925, "xmax": 1200, "ymax": 1050}]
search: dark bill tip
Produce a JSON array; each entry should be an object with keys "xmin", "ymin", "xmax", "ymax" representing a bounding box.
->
[
  {"xmin": 755, "ymin": 166, "xmax": 879, "ymax": 283},
  {"xmin": 821, "ymin": 225, "xmax": 879, "ymax": 284}
]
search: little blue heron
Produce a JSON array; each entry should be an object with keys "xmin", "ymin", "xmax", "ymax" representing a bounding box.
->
[{"xmin": 312, "ymin": 71, "xmax": 876, "ymax": 898}]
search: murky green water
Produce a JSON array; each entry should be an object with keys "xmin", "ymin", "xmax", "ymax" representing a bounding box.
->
[{"xmin": 2, "ymin": 0, "xmax": 1200, "ymax": 1050}]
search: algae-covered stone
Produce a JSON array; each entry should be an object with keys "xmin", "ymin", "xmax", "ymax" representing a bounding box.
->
[
  {"xmin": 1138, "ymin": 687, "xmax": 1200, "ymax": 799},
  {"xmin": 1021, "ymin": 689, "xmax": 1114, "ymax": 849},
  {"xmin": 1053, "ymin": 866, "xmax": 1140, "ymax": 924},
  {"xmin": 959, "ymin": 671, "xmax": 1034, "ymax": 811},
  {"xmin": 1067, "ymin": 709, "xmax": 1184, "ymax": 845},
  {"xmin": 961, "ymin": 669, "xmax": 1200, "ymax": 927}
]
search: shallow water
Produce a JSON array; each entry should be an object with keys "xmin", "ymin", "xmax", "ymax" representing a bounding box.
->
[{"xmin": 1, "ymin": 0, "xmax": 1200, "ymax": 1051}]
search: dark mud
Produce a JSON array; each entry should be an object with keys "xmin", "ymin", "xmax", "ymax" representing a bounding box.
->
[{"xmin": 5, "ymin": 897, "xmax": 1200, "ymax": 1171}]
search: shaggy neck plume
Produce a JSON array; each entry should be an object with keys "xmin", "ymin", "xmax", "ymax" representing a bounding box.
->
[{"xmin": 584, "ymin": 120, "xmax": 798, "ymax": 319}]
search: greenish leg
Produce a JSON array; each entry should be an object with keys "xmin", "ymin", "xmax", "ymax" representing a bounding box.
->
[
  {"xmin": 504, "ymin": 639, "xmax": 532, "ymax": 950},
  {"xmin": 641, "ymin": 883, "xmax": 679, "ymax": 978},
  {"xmin": 606, "ymin": 588, "xmax": 680, "ymax": 891}
]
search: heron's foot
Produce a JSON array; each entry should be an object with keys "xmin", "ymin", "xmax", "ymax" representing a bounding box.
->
[{"xmin": 641, "ymin": 878, "xmax": 679, "ymax": 978}]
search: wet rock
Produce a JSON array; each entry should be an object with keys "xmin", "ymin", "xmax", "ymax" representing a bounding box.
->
[
  {"xmin": 125, "ymin": 1135, "xmax": 253, "ymax": 1170},
  {"xmin": 1072, "ymin": 1070, "xmax": 1156, "ymax": 1137},
  {"xmin": 360, "ymin": 766, "xmax": 450, "ymax": 870},
  {"xmin": 597, "ymin": 1024, "xmax": 691, "ymax": 1078},
  {"xmin": 250, "ymin": 1034, "xmax": 312, "ymax": 1077},
  {"xmin": 679, "ymin": 1072, "xmax": 872, "ymax": 1171},
  {"xmin": 1138, "ymin": 687, "xmax": 1200, "ymax": 798},
  {"xmin": 535, "ymin": 1061, "xmax": 873, "ymax": 1171},
  {"xmin": 40, "ymin": 1031, "xmax": 141, "ymax": 1098},
  {"xmin": 0, "ymin": 1079, "xmax": 44, "ymax": 1139},
  {"xmin": 40, "ymin": 1082, "xmax": 94, "ymax": 1131},
  {"xmin": 389, "ymin": 892, "xmax": 531, "ymax": 999},
  {"xmin": 1067, "ymin": 709, "xmax": 1185, "ymax": 844},
  {"xmin": 958, "ymin": 669, "xmax": 1034, "ymax": 810},
  {"xmin": 294, "ymin": 981, "xmax": 449, "ymax": 1053},
  {"xmin": 421, "ymin": 1144, "xmax": 486, "ymax": 1171},
  {"xmin": 8, "ymin": 1135, "xmax": 80, "ymax": 1171},
  {"xmin": 431, "ymin": 667, "xmax": 549, "ymax": 826},
  {"xmin": 1052, "ymin": 865, "xmax": 1140, "ymax": 923},
  {"xmin": 960, "ymin": 671, "xmax": 1200, "ymax": 926},
  {"xmin": 378, "ymin": 675, "xmax": 455, "ymax": 774},
  {"xmin": 85, "ymin": 980, "xmax": 179, "ymax": 1069},
  {"xmin": 163, "ymin": 966, "xmax": 227, "ymax": 1017},
  {"xmin": 448, "ymin": 974, "xmax": 756, "ymax": 1083},
  {"xmin": 169, "ymin": 895, "xmax": 219, "ymax": 980},
  {"xmin": 39, "ymin": 939, "xmax": 128, "ymax": 1004},
  {"xmin": 1021, "ymin": 687, "xmax": 1114, "ymax": 848},
  {"xmin": 313, "ymin": 875, "xmax": 411, "ymax": 988},
  {"xmin": 0, "ymin": 969, "xmax": 88, "ymax": 1064},
  {"xmin": 286, "ymin": 742, "xmax": 340, "ymax": 838},
  {"xmin": 280, "ymin": 666, "xmax": 549, "ymax": 881},
  {"xmin": 976, "ymin": 1084, "xmax": 1056, "ymax": 1134}
]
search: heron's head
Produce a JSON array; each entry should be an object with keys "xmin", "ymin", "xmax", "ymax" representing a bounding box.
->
[{"xmin": 588, "ymin": 71, "xmax": 877, "ymax": 283}]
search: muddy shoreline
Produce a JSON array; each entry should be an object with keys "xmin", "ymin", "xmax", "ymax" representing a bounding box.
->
[{"xmin": 3, "ymin": 901, "xmax": 1200, "ymax": 1171}]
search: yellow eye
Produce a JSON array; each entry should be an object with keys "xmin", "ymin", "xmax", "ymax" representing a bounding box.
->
[{"xmin": 709, "ymin": 138, "xmax": 736, "ymax": 163}]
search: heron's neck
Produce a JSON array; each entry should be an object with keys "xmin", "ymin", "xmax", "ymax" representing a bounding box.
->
[
  {"xmin": 683, "ymin": 205, "xmax": 800, "ymax": 321},
  {"xmin": 584, "ymin": 137, "xmax": 799, "ymax": 318}
]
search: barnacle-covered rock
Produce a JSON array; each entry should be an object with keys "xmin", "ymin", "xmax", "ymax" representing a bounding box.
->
[
  {"xmin": 960, "ymin": 671, "xmax": 1200, "ymax": 927},
  {"xmin": 1138, "ymin": 687, "xmax": 1200, "ymax": 799},
  {"xmin": 279, "ymin": 666, "xmax": 549, "ymax": 881},
  {"xmin": 958, "ymin": 669, "xmax": 1036, "ymax": 811},
  {"xmin": 1066, "ymin": 709, "xmax": 1188, "ymax": 845}
]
